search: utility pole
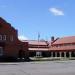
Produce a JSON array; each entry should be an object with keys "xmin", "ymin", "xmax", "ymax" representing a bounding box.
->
[
  {"xmin": 38, "ymin": 32, "xmax": 40, "ymax": 50},
  {"xmin": 36, "ymin": 32, "xmax": 40, "ymax": 57}
]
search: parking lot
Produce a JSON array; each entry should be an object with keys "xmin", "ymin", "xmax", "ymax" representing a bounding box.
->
[{"xmin": 0, "ymin": 60, "xmax": 75, "ymax": 75}]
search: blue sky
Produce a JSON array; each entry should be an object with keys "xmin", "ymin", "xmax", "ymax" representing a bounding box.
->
[{"xmin": 0, "ymin": 0, "xmax": 75, "ymax": 40}]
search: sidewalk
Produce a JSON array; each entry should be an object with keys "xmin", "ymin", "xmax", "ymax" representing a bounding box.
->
[{"xmin": 30, "ymin": 57, "xmax": 75, "ymax": 61}]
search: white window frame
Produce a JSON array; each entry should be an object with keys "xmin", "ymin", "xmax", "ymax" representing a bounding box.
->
[
  {"xmin": 10, "ymin": 35, "xmax": 14, "ymax": 41},
  {"xmin": 3, "ymin": 35, "xmax": 6, "ymax": 41},
  {"xmin": 0, "ymin": 47, "xmax": 3, "ymax": 56},
  {"xmin": 36, "ymin": 51, "xmax": 42, "ymax": 57}
]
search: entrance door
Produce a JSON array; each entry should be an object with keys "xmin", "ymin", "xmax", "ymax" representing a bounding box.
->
[
  {"xmin": 0, "ymin": 47, "xmax": 3, "ymax": 56},
  {"xmin": 18, "ymin": 50, "xmax": 25, "ymax": 58}
]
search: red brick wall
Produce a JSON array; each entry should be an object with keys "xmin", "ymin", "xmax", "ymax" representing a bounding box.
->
[{"xmin": 0, "ymin": 17, "xmax": 28, "ymax": 58}]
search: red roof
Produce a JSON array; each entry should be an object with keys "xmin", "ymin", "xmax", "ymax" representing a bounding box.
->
[
  {"xmin": 22, "ymin": 40, "xmax": 48, "ymax": 46},
  {"xmin": 49, "ymin": 45, "xmax": 75, "ymax": 51},
  {"xmin": 53, "ymin": 36, "xmax": 75, "ymax": 45},
  {"xmin": 23, "ymin": 40, "xmax": 49, "ymax": 51}
]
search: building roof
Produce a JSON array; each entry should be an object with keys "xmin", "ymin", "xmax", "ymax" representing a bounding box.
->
[
  {"xmin": 0, "ymin": 17, "xmax": 16, "ymax": 31},
  {"xmin": 23, "ymin": 40, "xmax": 49, "ymax": 51},
  {"xmin": 29, "ymin": 48, "xmax": 49, "ymax": 51},
  {"xmin": 52, "ymin": 36, "xmax": 75, "ymax": 45},
  {"xmin": 49, "ymin": 45, "xmax": 75, "ymax": 51},
  {"xmin": 22, "ymin": 40, "xmax": 49, "ymax": 46}
]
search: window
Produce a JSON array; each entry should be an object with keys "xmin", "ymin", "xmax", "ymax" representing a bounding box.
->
[
  {"xmin": 0, "ymin": 47, "xmax": 3, "ymax": 56},
  {"xmin": 0, "ymin": 35, "xmax": 2, "ymax": 40},
  {"xmin": 10, "ymin": 35, "xmax": 14, "ymax": 41},
  {"xmin": 3, "ymin": 35, "xmax": 6, "ymax": 41},
  {"xmin": 36, "ymin": 52, "xmax": 42, "ymax": 57}
]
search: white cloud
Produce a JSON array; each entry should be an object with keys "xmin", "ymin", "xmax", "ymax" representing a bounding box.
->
[
  {"xmin": 49, "ymin": 8, "xmax": 64, "ymax": 16},
  {"xmin": 18, "ymin": 35, "xmax": 28, "ymax": 41}
]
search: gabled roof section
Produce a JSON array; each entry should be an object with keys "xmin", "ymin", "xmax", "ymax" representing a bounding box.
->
[
  {"xmin": 52, "ymin": 36, "xmax": 75, "ymax": 45},
  {"xmin": 0, "ymin": 17, "xmax": 16, "ymax": 31},
  {"xmin": 0, "ymin": 17, "xmax": 10, "ymax": 26},
  {"xmin": 0, "ymin": 17, "xmax": 7, "ymax": 23},
  {"xmin": 23, "ymin": 40, "xmax": 49, "ymax": 46}
]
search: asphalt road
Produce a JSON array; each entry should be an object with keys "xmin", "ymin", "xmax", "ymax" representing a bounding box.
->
[{"xmin": 0, "ymin": 60, "xmax": 75, "ymax": 75}]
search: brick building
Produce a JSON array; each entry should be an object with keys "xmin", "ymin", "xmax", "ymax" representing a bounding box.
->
[
  {"xmin": 23, "ymin": 40, "xmax": 49, "ymax": 57},
  {"xmin": 49, "ymin": 36, "xmax": 75, "ymax": 59},
  {"xmin": 24, "ymin": 36, "xmax": 75, "ymax": 59},
  {"xmin": 0, "ymin": 17, "xmax": 29, "ymax": 61}
]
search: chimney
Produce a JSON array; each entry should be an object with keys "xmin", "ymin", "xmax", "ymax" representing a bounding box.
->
[{"xmin": 51, "ymin": 36, "xmax": 54, "ymax": 42}]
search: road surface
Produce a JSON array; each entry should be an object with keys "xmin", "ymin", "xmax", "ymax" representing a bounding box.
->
[{"xmin": 0, "ymin": 60, "xmax": 75, "ymax": 75}]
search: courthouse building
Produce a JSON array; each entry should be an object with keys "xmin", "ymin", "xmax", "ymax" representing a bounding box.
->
[{"xmin": 0, "ymin": 17, "xmax": 29, "ymax": 60}]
